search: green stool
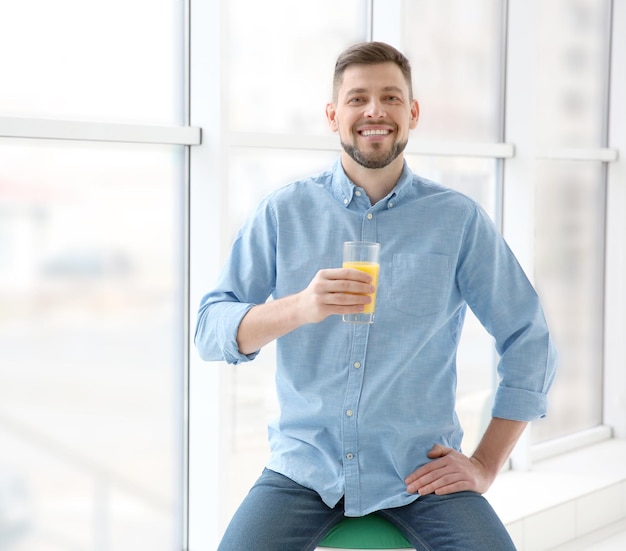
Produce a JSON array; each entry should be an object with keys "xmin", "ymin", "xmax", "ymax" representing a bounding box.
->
[{"xmin": 317, "ymin": 514, "xmax": 414, "ymax": 550}]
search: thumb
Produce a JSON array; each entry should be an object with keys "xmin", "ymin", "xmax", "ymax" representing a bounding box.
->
[{"xmin": 427, "ymin": 443, "xmax": 452, "ymax": 458}]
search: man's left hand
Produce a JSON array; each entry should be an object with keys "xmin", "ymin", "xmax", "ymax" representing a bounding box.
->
[{"xmin": 404, "ymin": 444, "xmax": 494, "ymax": 496}]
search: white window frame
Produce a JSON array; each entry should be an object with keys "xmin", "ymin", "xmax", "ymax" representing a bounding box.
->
[
  {"xmin": 187, "ymin": 0, "xmax": 227, "ymax": 548},
  {"xmin": 603, "ymin": 0, "xmax": 626, "ymax": 441}
]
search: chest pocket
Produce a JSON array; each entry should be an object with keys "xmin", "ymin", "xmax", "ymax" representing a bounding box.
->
[{"xmin": 390, "ymin": 253, "xmax": 451, "ymax": 317}]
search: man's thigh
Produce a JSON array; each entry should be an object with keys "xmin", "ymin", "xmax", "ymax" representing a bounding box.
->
[
  {"xmin": 380, "ymin": 491, "xmax": 517, "ymax": 551},
  {"xmin": 218, "ymin": 468, "xmax": 344, "ymax": 551}
]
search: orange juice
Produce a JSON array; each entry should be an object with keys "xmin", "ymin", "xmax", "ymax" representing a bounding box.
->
[{"xmin": 342, "ymin": 260, "xmax": 380, "ymax": 313}]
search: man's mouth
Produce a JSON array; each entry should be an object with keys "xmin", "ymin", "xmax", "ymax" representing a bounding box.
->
[{"xmin": 359, "ymin": 128, "xmax": 392, "ymax": 136}]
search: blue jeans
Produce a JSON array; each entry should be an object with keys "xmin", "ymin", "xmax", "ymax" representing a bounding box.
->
[{"xmin": 218, "ymin": 468, "xmax": 517, "ymax": 551}]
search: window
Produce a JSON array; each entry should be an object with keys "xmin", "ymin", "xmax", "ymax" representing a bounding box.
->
[
  {"xmin": 532, "ymin": 160, "xmax": 605, "ymax": 443},
  {"xmin": 227, "ymin": 0, "xmax": 367, "ymax": 135},
  {"xmin": 0, "ymin": 2, "xmax": 186, "ymax": 549},
  {"xmin": 401, "ymin": 0, "xmax": 504, "ymax": 143},
  {"xmin": 524, "ymin": 0, "xmax": 612, "ymax": 443},
  {"xmin": 0, "ymin": 0, "xmax": 182, "ymax": 124}
]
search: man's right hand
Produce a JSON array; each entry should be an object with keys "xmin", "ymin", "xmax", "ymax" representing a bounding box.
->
[
  {"xmin": 236, "ymin": 268, "xmax": 374, "ymax": 355},
  {"xmin": 296, "ymin": 268, "xmax": 375, "ymax": 324}
]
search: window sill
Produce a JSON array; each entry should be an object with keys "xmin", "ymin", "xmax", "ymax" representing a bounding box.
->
[{"xmin": 486, "ymin": 438, "xmax": 626, "ymax": 550}]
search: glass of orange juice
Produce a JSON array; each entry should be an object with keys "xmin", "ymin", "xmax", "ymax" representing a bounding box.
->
[{"xmin": 342, "ymin": 241, "xmax": 380, "ymax": 324}]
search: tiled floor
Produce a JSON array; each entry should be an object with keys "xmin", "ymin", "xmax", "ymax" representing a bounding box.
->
[{"xmin": 549, "ymin": 519, "xmax": 626, "ymax": 550}]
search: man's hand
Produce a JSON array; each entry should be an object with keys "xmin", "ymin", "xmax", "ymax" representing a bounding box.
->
[
  {"xmin": 404, "ymin": 444, "xmax": 494, "ymax": 496},
  {"xmin": 236, "ymin": 267, "xmax": 374, "ymax": 354},
  {"xmin": 404, "ymin": 419, "xmax": 527, "ymax": 496},
  {"xmin": 296, "ymin": 268, "xmax": 375, "ymax": 324}
]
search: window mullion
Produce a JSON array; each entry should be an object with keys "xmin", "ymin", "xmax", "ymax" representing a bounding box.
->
[{"xmin": 604, "ymin": 0, "xmax": 626, "ymax": 439}]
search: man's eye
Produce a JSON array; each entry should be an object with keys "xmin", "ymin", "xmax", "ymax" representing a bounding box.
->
[{"xmin": 348, "ymin": 97, "xmax": 364, "ymax": 103}]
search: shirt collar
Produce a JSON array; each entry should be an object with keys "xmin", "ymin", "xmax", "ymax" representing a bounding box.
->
[{"xmin": 330, "ymin": 157, "xmax": 414, "ymax": 209}]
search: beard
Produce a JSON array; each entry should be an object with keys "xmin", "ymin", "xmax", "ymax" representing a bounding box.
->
[{"xmin": 340, "ymin": 136, "xmax": 408, "ymax": 169}]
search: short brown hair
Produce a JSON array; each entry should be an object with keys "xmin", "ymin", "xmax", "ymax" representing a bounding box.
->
[{"xmin": 332, "ymin": 41, "xmax": 414, "ymax": 101}]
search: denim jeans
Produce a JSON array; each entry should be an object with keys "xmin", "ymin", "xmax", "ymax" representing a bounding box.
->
[{"xmin": 218, "ymin": 468, "xmax": 517, "ymax": 551}]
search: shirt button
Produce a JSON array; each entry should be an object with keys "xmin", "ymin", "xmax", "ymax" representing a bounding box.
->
[
  {"xmin": 355, "ymin": 190, "xmax": 362, "ymax": 197},
  {"xmin": 367, "ymin": 213, "xmax": 373, "ymax": 220},
  {"xmin": 346, "ymin": 409, "xmax": 354, "ymax": 417},
  {"xmin": 353, "ymin": 361, "xmax": 361, "ymax": 369},
  {"xmin": 346, "ymin": 453, "xmax": 354, "ymax": 460},
  {"xmin": 343, "ymin": 198, "xmax": 349, "ymax": 205},
  {"xmin": 388, "ymin": 202, "xmax": 394, "ymax": 208}
]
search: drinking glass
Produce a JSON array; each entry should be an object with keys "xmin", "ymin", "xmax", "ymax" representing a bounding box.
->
[{"xmin": 342, "ymin": 241, "xmax": 380, "ymax": 324}]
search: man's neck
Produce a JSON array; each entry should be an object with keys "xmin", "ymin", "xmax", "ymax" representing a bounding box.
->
[{"xmin": 341, "ymin": 153, "xmax": 405, "ymax": 205}]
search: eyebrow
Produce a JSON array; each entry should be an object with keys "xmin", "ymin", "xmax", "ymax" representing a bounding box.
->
[{"xmin": 345, "ymin": 86, "xmax": 406, "ymax": 96}]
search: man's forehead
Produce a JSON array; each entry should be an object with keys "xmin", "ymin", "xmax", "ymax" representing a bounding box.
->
[{"xmin": 338, "ymin": 63, "xmax": 409, "ymax": 94}]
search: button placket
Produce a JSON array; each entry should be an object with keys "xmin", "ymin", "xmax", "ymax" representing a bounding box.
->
[
  {"xmin": 362, "ymin": 208, "xmax": 377, "ymax": 244},
  {"xmin": 342, "ymin": 324, "xmax": 370, "ymax": 511}
]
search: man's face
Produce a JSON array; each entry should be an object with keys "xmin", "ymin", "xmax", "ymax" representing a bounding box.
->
[{"xmin": 326, "ymin": 62, "xmax": 419, "ymax": 170}]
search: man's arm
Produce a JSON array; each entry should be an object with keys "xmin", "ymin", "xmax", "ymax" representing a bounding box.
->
[
  {"xmin": 237, "ymin": 267, "xmax": 375, "ymax": 355},
  {"xmin": 405, "ymin": 417, "xmax": 527, "ymax": 495}
]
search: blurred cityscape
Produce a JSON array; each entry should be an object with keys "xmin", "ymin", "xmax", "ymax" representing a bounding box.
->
[{"xmin": 0, "ymin": 143, "xmax": 182, "ymax": 550}]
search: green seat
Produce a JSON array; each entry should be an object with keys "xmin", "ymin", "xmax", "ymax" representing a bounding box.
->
[{"xmin": 318, "ymin": 513, "xmax": 413, "ymax": 549}]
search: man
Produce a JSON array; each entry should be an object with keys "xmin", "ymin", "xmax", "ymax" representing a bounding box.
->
[{"xmin": 195, "ymin": 41, "xmax": 557, "ymax": 550}]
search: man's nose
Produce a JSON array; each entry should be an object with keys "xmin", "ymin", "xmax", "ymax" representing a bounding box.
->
[{"xmin": 364, "ymin": 99, "xmax": 386, "ymax": 118}]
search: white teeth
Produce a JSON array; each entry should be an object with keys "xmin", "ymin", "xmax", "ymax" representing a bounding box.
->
[{"xmin": 360, "ymin": 129, "xmax": 390, "ymax": 136}]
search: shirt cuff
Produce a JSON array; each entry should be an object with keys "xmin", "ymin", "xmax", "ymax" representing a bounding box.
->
[
  {"xmin": 219, "ymin": 302, "xmax": 259, "ymax": 365},
  {"xmin": 491, "ymin": 385, "xmax": 549, "ymax": 422}
]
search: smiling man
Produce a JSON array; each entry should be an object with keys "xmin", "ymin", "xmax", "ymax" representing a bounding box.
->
[
  {"xmin": 326, "ymin": 58, "xmax": 418, "ymax": 201},
  {"xmin": 195, "ymin": 41, "xmax": 556, "ymax": 551}
]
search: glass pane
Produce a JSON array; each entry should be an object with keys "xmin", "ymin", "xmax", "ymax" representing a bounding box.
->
[
  {"xmin": 405, "ymin": 156, "xmax": 497, "ymax": 215},
  {"xmin": 401, "ymin": 0, "xmax": 504, "ymax": 142},
  {"xmin": 0, "ymin": 1, "xmax": 182, "ymax": 124},
  {"xmin": 407, "ymin": 155, "xmax": 498, "ymax": 453},
  {"xmin": 536, "ymin": 0, "xmax": 611, "ymax": 148},
  {"xmin": 532, "ymin": 161, "xmax": 605, "ymax": 443},
  {"xmin": 227, "ymin": 0, "xmax": 367, "ymax": 134},
  {"xmin": 0, "ymin": 139, "xmax": 183, "ymax": 550},
  {"xmin": 229, "ymin": 148, "xmax": 339, "ymax": 238}
]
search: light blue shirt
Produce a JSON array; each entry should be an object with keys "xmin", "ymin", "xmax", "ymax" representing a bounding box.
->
[{"xmin": 195, "ymin": 159, "xmax": 557, "ymax": 517}]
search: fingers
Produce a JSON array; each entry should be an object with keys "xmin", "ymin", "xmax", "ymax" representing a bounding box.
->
[
  {"xmin": 405, "ymin": 446, "xmax": 482, "ymax": 496},
  {"xmin": 320, "ymin": 267, "xmax": 374, "ymax": 287},
  {"xmin": 337, "ymin": 267, "xmax": 374, "ymax": 283},
  {"xmin": 404, "ymin": 446, "xmax": 449, "ymax": 484},
  {"xmin": 406, "ymin": 467, "xmax": 469, "ymax": 496},
  {"xmin": 313, "ymin": 269, "xmax": 375, "ymax": 306},
  {"xmin": 299, "ymin": 268, "xmax": 376, "ymax": 323}
]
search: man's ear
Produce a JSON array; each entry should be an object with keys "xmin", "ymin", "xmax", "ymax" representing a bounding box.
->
[
  {"xmin": 326, "ymin": 103, "xmax": 338, "ymax": 132},
  {"xmin": 409, "ymin": 99, "xmax": 420, "ymax": 129}
]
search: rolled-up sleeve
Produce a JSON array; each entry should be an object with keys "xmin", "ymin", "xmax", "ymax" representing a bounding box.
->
[
  {"xmin": 194, "ymin": 298, "xmax": 257, "ymax": 364},
  {"xmin": 194, "ymin": 198, "xmax": 277, "ymax": 364}
]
